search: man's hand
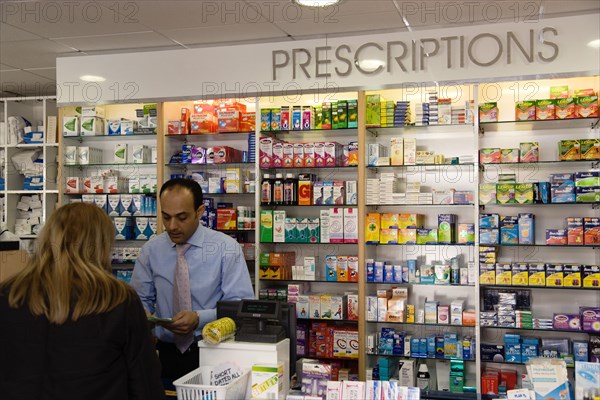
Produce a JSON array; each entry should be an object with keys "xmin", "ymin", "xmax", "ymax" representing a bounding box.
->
[{"xmin": 163, "ymin": 310, "xmax": 199, "ymax": 335}]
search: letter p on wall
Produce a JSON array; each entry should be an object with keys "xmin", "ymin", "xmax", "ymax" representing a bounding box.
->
[{"xmin": 272, "ymin": 50, "xmax": 290, "ymax": 80}]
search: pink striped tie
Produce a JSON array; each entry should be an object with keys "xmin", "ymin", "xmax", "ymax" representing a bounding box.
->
[{"xmin": 173, "ymin": 243, "xmax": 194, "ymax": 353}]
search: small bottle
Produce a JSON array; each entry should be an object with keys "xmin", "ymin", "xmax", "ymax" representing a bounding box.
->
[
  {"xmin": 451, "ymin": 257, "xmax": 460, "ymax": 285},
  {"xmin": 417, "ymin": 363, "xmax": 430, "ymax": 390},
  {"xmin": 261, "ymin": 174, "xmax": 273, "ymax": 205},
  {"xmin": 273, "ymin": 173, "xmax": 284, "ymax": 205},
  {"xmin": 283, "ymin": 173, "xmax": 298, "ymax": 205}
]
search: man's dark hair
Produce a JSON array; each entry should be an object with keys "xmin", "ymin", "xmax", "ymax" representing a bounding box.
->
[{"xmin": 159, "ymin": 178, "xmax": 204, "ymax": 210}]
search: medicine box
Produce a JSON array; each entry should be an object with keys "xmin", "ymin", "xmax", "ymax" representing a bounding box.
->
[{"xmin": 519, "ymin": 142, "xmax": 539, "ymax": 163}]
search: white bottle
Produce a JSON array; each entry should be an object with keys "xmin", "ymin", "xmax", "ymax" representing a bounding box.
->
[{"xmin": 417, "ymin": 363, "xmax": 430, "ymax": 390}]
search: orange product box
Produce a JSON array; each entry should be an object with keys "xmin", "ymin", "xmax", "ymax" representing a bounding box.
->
[
  {"xmin": 167, "ymin": 120, "xmax": 182, "ymax": 135},
  {"xmin": 462, "ymin": 311, "xmax": 476, "ymax": 326},
  {"xmin": 180, "ymin": 107, "xmax": 190, "ymax": 134},
  {"xmin": 567, "ymin": 217, "xmax": 584, "ymax": 245},
  {"xmin": 298, "ymin": 179, "xmax": 312, "ymax": 205},
  {"xmin": 239, "ymin": 112, "xmax": 256, "ymax": 132},
  {"xmin": 216, "ymin": 208, "xmax": 237, "ymax": 230},
  {"xmin": 190, "ymin": 114, "xmax": 217, "ymax": 134},
  {"xmin": 193, "ymin": 101, "xmax": 218, "ymax": 115},
  {"xmin": 217, "ymin": 100, "xmax": 247, "ymax": 113},
  {"xmin": 535, "ymin": 99, "xmax": 555, "ymax": 120},
  {"xmin": 576, "ymin": 96, "xmax": 599, "ymax": 118},
  {"xmin": 584, "ymin": 217, "xmax": 600, "ymax": 245},
  {"xmin": 217, "ymin": 110, "xmax": 240, "ymax": 132},
  {"xmin": 515, "ymin": 101, "xmax": 536, "ymax": 121},
  {"xmin": 555, "ymin": 98, "xmax": 576, "ymax": 119}
]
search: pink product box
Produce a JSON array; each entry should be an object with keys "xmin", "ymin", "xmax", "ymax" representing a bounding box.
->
[
  {"xmin": 259, "ymin": 137, "xmax": 274, "ymax": 168},
  {"xmin": 553, "ymin": 313, "xmax": 581, "ymax": 331},
  {"xmin": 283, "ymin": 143, "xmax": 294, "ymax": 168},
  {"xmin": 304, "ymin": 143, "xmax": 315, "ymax": 167},
  {"xmin": 580, "ymin": 308, "xmax": 600, "ymax": 332},
  {"xmin": 294, "ymin": 143, "xmax": 305, "ymax": 167},
  {"xmin": 324, "ymin": 142, "xmax": 339, "ymax": 166},
  {"xmin": 314, "ymin": 142, "xmax": 326, "ymax": 167},
  {"xmin": 272, "ymin": 141, "xmax": 284, "ymax": 168}
]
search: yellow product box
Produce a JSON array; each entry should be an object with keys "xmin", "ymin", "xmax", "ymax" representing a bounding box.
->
[
  {"xmin": 558, "ymin": 140, "xmax": 580, "ymax": 161},
  {"xmin": 535, "ymin": 99, "xmax": 555, "ymax": 120},
  {"xmin": 550, "ymin": 85, "xmax": 569, "ymax": 99},
  {"xmin": 366, "ymin": 213, "xmax": 381, "ymax": 243},
  {"xmin": 580, "ymin": 139, "xmax": 600, "ymax": 160},
  {"xmin": 515, "ymin": 101, "xmax": 536, "ymax": 121},
  {"xmin": 528, "ymin": 263, "xmax": 546, "ymax": 286},
  {"xmin": 381, "ymin": 213, "xmax": 399, "ymax": 229},
  {"xmin": 398, "ymin": 228, "xmax": 417, "ymax": 244},
  {"xmin": 496, "ymin": 183, "xmax": 516, "ymax": 204},
  {"xmin": 406, "ymin": 304, "xmax": 415, "ymax": 323},
  {"xmin": 390, "ymin": 137, "xmax": 404, "ymax": 165},
  {"xmin": 495, "ymin": 263, "xmax": 512, "ymax": 285},
  {"xmin": 514, "ymin": 183, "xmax": 534, "ymax": 204},
  {"xmin": 512, "ymin": 263, "xmax": 529, "ymax": 286},
  {"xmin": 546, "ymin": 264, "xmax": 564, "ymax": 287},
  {"xmin": 251, "ymin": 363, "xmax": 284, "ymax": 400},
  {"xmin": 583, "ymin": 265, "xmax": 600, "ymax": 288},
  {"xmin": 366, "ymin": 94, "xmax": 383, "ymax": 127},
  {"xmin": 380, "ymin": 228, "xmax": 399, "ymax": 244},
  {"xmin": 398, "ymin": 213, "xmax": 422, "ymax": 229},
  {"xmin": 479, "ymin": 264, "xmax": 496, "ymax": 285},
  {"xmin": 563, "ymin": 264, "xmax": 581, "ymax": 287}
]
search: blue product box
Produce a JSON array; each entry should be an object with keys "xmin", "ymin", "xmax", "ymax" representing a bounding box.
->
[
  {"xmin": 393, "ymin": 265, "xmax": 403, "ymax": 283},
  {"xmin": 411, "ymin": 337, "xmax": 421, "ymax": 357},
  {"xmin": 436, "ymin": 336, "xmax": 445, "ymax": 358},
  {"xmin": 374, "ymin": 262, "xmax": 384, "ymax": 283},
  {"xmin": 480, "ymin": 213, "xmax": 500, "ymax": 229},
  {"xmin": 518, "ymin": 213, "xmax": 535, "ymax": 245},
  {"xmin": 534, "ymin": 182, "xmax": 551, "ymax": 203},
  {"xmin": 505, "ymin": 343, "xmax": 522, "ymax": 363},
  {"xmin": 322, "ymin": 181, "xmax": 334, "ymax": 205},
  {"xmin": 573, "ymin": 340, "xmax": 588, "ymax": 362},
  {"xmin": 366, "ymin": 260, "xmax": 375, "ymax": 282},
  {"xmin": 408, "ymin": 259, "xmax": 418, "ymax": 283},
  {"xmin": 182, "ymin": 144, "xmax": 195, "ymax": 164},
  {"xmin": 427, "ymin": 337, "xmax": 437, "ymax": 358},
  {"xmin": 292, "ymin": 108, "xmax": 302, "ymax": 130},
  {"xmin": 393, "ymin": 334, "xmax": 404, "ymax": 355},
  {"xmin": 384, "ymin": 264, "xmax": 394, "ymax": 283},
  {"xmin": 480, "ymin": 228, "xmax": 500, "ymax": 245},
  {"xmin": 551, "ymin": 184, "xmax": 576, "ymax": 203},
  {"xmin": 549, "ymin": 173, "xmax": 574, "ymax": 183},
  {"xmin": 419, "ymin": 337, "xmax": 428, "ymax": 357}
]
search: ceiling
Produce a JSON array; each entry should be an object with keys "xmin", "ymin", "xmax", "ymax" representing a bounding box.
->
[{"xmin": 1, "ymin": 0, "xmax": 599, "ymax": 97}]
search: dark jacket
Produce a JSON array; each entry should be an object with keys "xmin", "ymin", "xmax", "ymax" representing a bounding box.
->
[{"xmin": 0, "ymin": 286, "xmax": 165, "ymax": 400}]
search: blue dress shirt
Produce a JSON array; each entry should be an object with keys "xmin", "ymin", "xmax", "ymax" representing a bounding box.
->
[{"xmin": 131, "ymin": 224, "xmax": 255, "ymax": 343}]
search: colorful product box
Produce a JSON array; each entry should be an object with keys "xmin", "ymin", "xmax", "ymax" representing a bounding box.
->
[
  {"xmin": 563, "ymin": 264, "xmax": 581, "ymax": 287},
  {"xmin": 260, "ymin": 210, "xmax": 273, "ymax": 242},
  {"xmin": 546, "ymin": 229, "xmax": 567, "ymax": 245},
  {"xmin": 553, "ymin": 313, "xmax": 581, "ymax": 331},
  {"xmin": 546, "ymin": 264, "xmax": 564, "ymax": 287},
  {"xmin": 480, "ymin": 148, "xmax": 501, "ymax": 164},
  {"xmin": 559, "ymin": 140, "xmax": 580, "ymax": 161},
  {"xmin": 580, "ymin": 139, "xmax": 600, "ymax": 160},
  {"xmin": 576, "ymin": 95, "xmax": 599, "ymax": 118},
  {"xmin": 515, "ymin": 101, "xmax": 536, "ymax": 121},
  {"xmin": 479, "ymin": 184, "xmax": 497, "ymax": 205},
  {"xmin": 512, "ymin": 263, "xmax": 529, "ymax": 286},
  {"xmin": 438, "ymin": 214, "xmax": 456, "ymax": 244},
  {"xmin": 584, "ymin": 217, "xmax": 600, "ymax": 245},
  {"xmin": 343, "ymin": 208, "xmax": 358, "ymax": 243},
  {"xmin": 519, "ymin": 142, "xmax": 539, "ymax": 163},
  {"xmin": 479, "ymin": 229, "xmax": 499, "ymax": 245},
  {"xmin": 567, "ymin": 217, "xmax": 584, "ymax": 245},
  {"xmin": 496, "ymin": 183, "xmax": 516, "ymax": 204},
  {"xmin": 518, "ymin": 213, "xmax": 535, "ymax": 245},
  {"xmin": 501, "ymin": 148, "xmax": 519, "ymax": 163},
  {"xmin": 528, "ymin": 263, "xmax": 546, "ymax": 286},
  {"xmin": 583, "ymin": 265, "xmax": 600, "ymax": 288},
  {"xmin": 259, "ymin": 137, "xmax": 274, "ymax": 168},
  {"xmin": 580, "ymin": 308, "xmax": 600, "ymax": 332},
  {"xmin": 457, "ymin": 223, "xmax": 475, "ymax": 244},
  {"xmin": 496, "ymin": 263, "xmax": 512, "ymax": 285},
  {"xmin": 515, "ymin": 183, "xmax": 534, "ymax": 204},
  {"xmin": 479, "ymin": 102, "xmax": 498, "ymax": 123},
  {"xmin": 555, "ymin": 97, "xmax": 576, "ymax": 119},
  {"xmin": 535, "ymin": 99, "xmax": 555, "ymax": 120},
  {"xmin": 347, "ymin": 100, "xmax": 358, "ymax": 128}
]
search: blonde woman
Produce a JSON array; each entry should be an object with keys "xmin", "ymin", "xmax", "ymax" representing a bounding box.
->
[{"xmin": 0, "ymin": 203, "xmax": 165, "ymax": 400}]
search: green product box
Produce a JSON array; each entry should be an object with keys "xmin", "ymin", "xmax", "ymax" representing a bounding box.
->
[
  {"xmin": 558, "ymin": 140, "xmax": 580, "ymax": 161},
  {"xmin": 260, "ymin": 210, "xmax": 273, "ymax": 242},
  {"xmin": 479, "ymin": 184, "xmax": 497, "ymax": 205},
  {"xmin": 314, "ymin": 106, "xmax": 323, "ymax": 130},
  {"xmin": 550, "ymin": 85, "xmax": 569, "ymax": 99},
  {"xmin": 307, "ymin": 217, "xmax": 320, "ymax": 243},
  {"xmin": 322, "ymin": 102, "xmax": 333, "ymax": 129},
  {"xmin": 296, "ymin": 217, "xmax": 309, "ymax": 243},
  {"xmin": 438, "ymin": 214, "xmax": 457, "ymax": 244},
  {"xmin": 417, "ymin": 228, "xmax": 438, "ymax": 245},
  {"xmin": 260, "ymin": 108, "xmax": 271, "ymax": 132},
  {"xmin": 450, "ymin": 373, "xmax": 465, "ymax": 393},
  {"xmin": 515, "ymin": 183, "xmax": 534, "ymax": 204},
  {"xmin": 336, "ymin": 100, "xmax": 348, "ymax": 129},
  {"xmin": 347, "ymin": 100, "xmax": 358, "ymax": 128},
  {"xmin": 259, "ymin": 252, "xmax": 271, "ymax": 267},
  {"xmin": 270, "ymin": 108, "xmax": 281, "ymax": 131},
  {"xmin": 479, "ymin": 102, "xmax": 498, "ymax": 123},
  {"xmin": 284, "ymin": 217, "xmax": 297, "ymax": 242},
  {"xmin": 331, "ymin": 102, "xmax": 339, "ymax": 130},
  {"xmin": 496, "ymin": 183, "xmax": 516, "ymax": 204},
  {"xmin": 519, "ymin": 142, "xmax": 539, "ymax": 163},
  {"xmin": 366, "ymin": 94, "xmax": 383, "ymax": 127},
  {"xmin": 580, "ymin": 139, "xmax": 600, "ymax": 160}
]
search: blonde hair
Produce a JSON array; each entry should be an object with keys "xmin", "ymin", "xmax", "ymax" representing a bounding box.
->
[{"xmin": 1, "ymin": 202, "xmax": 132, "ymax": 324}]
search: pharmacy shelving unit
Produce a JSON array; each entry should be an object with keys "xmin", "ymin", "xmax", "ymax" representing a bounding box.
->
[
  {"xmin": 58, "ymin": 103, "xmax": 163, "ymax": 280},
  {"xmin": 256, "ymin": 92, "xmax": 365, "ymax": 372},
  {"xmin": 476, "ymin": 76, "xmax": 600, "ymax": 385},
  {"xmin": 162, "ymin": 100, "xmax": 257, "ymax": 283},
  {"xmin": 0, "ymin": 96, "xmax": 58, "ymax": 248},
  {"xmin": 362, "ymin": 85, "xmax": 482, "ymax": 391}
]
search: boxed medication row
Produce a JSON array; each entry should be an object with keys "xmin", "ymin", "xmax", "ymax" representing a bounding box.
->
[
  {"xmin": 480, "ymin": 263, "xmax": 599, "ymax": 288},
  {"xmin": 259, "ymin": 138, "xmax": 351, "ymax": 168}
]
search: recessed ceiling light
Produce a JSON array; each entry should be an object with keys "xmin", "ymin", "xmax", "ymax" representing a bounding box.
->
[
  {"xmin": 355, "ymin": 59, "xmax": 385, "ymax": 71},
  {"xmin": 587, "ymin": 39, "xmax": 600, "ymax": 49},
  {"xmin": 80, "ymin": 75, "xmax": 106, "ymax": 82},
  {"xmin": 294, "ymin": 0, "xmax": 341, "ymax": 7}
]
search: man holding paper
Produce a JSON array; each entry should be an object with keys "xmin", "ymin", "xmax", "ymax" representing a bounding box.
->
[{"xmin": 132, "ymin": 178, "xmax": 254, "ymax": 387}]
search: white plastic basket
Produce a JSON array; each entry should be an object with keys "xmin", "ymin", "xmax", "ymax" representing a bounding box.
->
[{"xmin": 174, "ymin": 368, "xmax": 249, "ymax": 400}]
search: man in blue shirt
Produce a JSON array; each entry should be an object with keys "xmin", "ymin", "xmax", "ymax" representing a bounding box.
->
[{"xmin": 131, "ymin": 178, "xmax": 254, "ymax": 386}]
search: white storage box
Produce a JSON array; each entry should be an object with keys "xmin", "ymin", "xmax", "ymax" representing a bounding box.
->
[{"xmin": 174, "ymin": 368, "xmax": 249, "ymax": 400}]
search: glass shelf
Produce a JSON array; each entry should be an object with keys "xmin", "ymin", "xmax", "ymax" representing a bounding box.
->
[
  {"xmin": 367, "ymin": 353, "xmax": 475, "ymax": 362},
  {"xmin": 63, "ymin": 192, "xmax": 156, "ymax": 196},
  {"xmin": 479, "ymin": 117, "xmax": 599, "ymax": 132},
  {"xmin": 369, "ymin": 203, "xmax": 475, "ymax": 207},
  {"xmin": 165, "ymin": 132, "xmax": 253, "ymax": 141},
  {"xmin": 489, "ymin": 243, "xmax": 599, "ymax": 248},
  {"xmin": 297, "ymin": 318, "xmax": 358, "ymax": 323},
  {"xmin": 481, "ymin": 284, "xmax": 599, "ymax": 291},
  {"xmin": 260, "ymin": 242, "xmax": 358, "ymax": 245},
  {"xmin": 366, "ymin": 282, "xmax": 475, "ymax": 288},
  {"xmin": 369, "ymin": 163, "xmax": 476, "ymax": 170},
  {"xmin": 261, "ymin": 127, "xmax": 357, "ymax": 137},
  {"xmin": 261, "ymin": 165, "xmax": 358, "ymax": 170},
  {"xmin": 64, "ymin": 163, "xmax": 157, "ymax": 167},
  {"xmin": 261, "ymin": 204, "xmax": 357, "ymax": 208},
  {"xmin": 367, "ymin": 123, "xmax": 471, "ymax": 132},
  {"xmin": 481, "ymin": 326, "xmax": 595, "ymax": 334},
  {"xmin": 63, "ymin": 133, "xmax": 156, "ymax": 141},
  {"xmin": 203, "ymin": 192, "xmax": 255, "ymax": 196},
  {"xmin": 481, "ymin": 202, "xmax": 599, "ymax": 207},
  {"xmin": 166, "ymin": 162, "xmax": 255, "ymax": 167},
  {"xmin": 481, "ymin": 359, "xmax": 575, "ymax": 369},
  {"xmin": 480, "ymin": 159, "xmax": 599, "ymax": 168},
  {"xmin": 366, "ymin": 321, "xmax": 475, "ymax": 328},
  {"xmin": 366, "ymin": 243, "xmax": 475, "ymax": 247},
  {"xmin": 214, "ymin": 229, "xmax": 255, "ymax": 233},
  {"xmin": 260, "ymin": 279, "xmax": 358, "ymax": 284}
]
